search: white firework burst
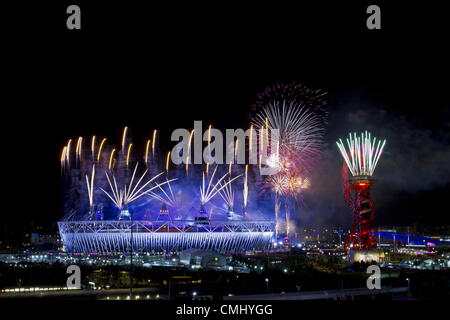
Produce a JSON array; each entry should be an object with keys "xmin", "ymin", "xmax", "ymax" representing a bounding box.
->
[
  {"xmin": 253, "ymin": 100, "xmax": 325, "ymax": 171},
  {"xmin": 100, "ymin": 163, "xmax": 175, "ymax": 210},
  {"xmin": 200, "ymin": 166, "xmax": 241, "ymax": 205},
  {"xmin": 336, "ymin": 131, "xmax": 386, "ymax": 177}
]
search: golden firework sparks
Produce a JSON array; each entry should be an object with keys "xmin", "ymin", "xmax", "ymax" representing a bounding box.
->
[
  {"xmin": 91, "ymin": 135, "xmax": 96, "ymax": 159},
  {"xmin": 145, "ymin": 139, "xmax": 151, "ymax": 164},
  {"xmin": 126, "ymin": 143, "xmax": 133, "ymax": 167},
  {"xmin": 97, "ymin": 138, "xmax": 107, "ymax": 161},
  {"xmin": 121, "ymin": 126, "xmax": 128, "ymax": 154},
  {"xmin": 109, "ymin": 148, "xmax": 116, "ymax": 170},
  {"xmin": 166, "ymin": 151, "xmax": 171, "ymax": 173}
]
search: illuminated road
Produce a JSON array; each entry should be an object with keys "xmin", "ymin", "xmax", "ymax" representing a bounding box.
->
[
  {"xmin": 224, "ymin": 286, "xmax": 408, "ymax": 300},
  {"xmin": 0, "ymin": 287, "xmax": 159, "ymax": 299}
]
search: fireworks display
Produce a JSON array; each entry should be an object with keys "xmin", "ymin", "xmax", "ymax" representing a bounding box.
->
[
  {"xmin": 60, "ymin": 127, "xmax": 261, "ymax": 222},
  {"xmin": 336, "ymin": 131, "xmax": 386, "ymax": 177},
  {"xmin": 251, "ymin": 82, "xmax": 327, "ymax": 237},
  {"xmin": 59, "ymin": 126, "xmax": 275, "ymax": 253},
  {"xmin": 199, "ymin": 166, "xmax": 241, "ymax": 206},
  {"xmin": 337, "ymin": 131, "xmax": 387, "ymax": 250},
  {"xmin": 253, "ymin": 101, "xmax": 324, "ymax": 173},
  {"xmin": 60, "ymin": 82, "xmax": 328, "ymax": 247}
]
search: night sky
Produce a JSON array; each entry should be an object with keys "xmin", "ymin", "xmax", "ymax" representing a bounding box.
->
[{"xmin": 3, "ymin": 2, "xmax": 449, "ymax": 240}]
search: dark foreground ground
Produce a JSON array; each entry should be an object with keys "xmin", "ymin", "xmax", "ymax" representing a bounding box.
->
[{"xmin": 1, "ymin": 252, "xmax": 448, "ymax": 300}]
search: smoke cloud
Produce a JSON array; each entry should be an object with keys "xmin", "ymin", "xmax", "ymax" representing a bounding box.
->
[{"xmin": 300, "ymin": 91, "xmax": 450, "ymax": 227}]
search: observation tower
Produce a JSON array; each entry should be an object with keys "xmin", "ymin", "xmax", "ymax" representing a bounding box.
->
[{"xmin": 336, "ymin": 131, "xmax": 386, "ymax": 250}]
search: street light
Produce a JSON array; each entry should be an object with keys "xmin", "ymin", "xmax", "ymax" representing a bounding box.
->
[
  {"xmin": 192, "ymin": 291, "xmax": 197, "ymax": 300},
  {"xmin": 406, "ymin": 278, "xmax": 411, "ymax": 297},
  {"xmin": 296, "ymin": 285, "xmax": 303, "ymax": 295},
  {"xmin": 265, "ymin": 278, "xmax": 269, "ymax": 293}
]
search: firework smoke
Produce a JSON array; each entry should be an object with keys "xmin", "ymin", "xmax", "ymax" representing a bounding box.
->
[{"xmin": 251, "ymin": 82, "xmax": 327, "ymax": 237}]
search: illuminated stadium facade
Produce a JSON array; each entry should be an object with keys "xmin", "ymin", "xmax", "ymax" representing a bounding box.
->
[
  {"xmin": 58, "ymin": 219, "xmax": 275, "ymax": 254},
  {"xmin": 58, "ymin": 126, "xmax": 283, "ymax": 255}
]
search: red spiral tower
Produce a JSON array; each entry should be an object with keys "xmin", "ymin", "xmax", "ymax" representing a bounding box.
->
[
  {"xmin": 337, "ymin": 131, "xmax": 386, "ymax": 251},
  {"xmin": 342, "ymin": 165, "xmax": 377, "ymax": 249}
]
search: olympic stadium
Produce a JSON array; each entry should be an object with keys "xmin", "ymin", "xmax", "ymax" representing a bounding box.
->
[
  {"xmin": 58, "ymin": 128, "xmax": 276, "ymax": 254},
  {"xmin": 58, "ymin": 218, "xmax": 275, "ymax": 254}
]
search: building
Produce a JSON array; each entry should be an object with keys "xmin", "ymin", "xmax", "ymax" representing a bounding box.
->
[
  {"xmin": 348, "ymin": 249, "xmax": 386, "ymax": 263},
  {"xmin": 58, "ymin": 220, "xmax": 274, "ymax": 254},
  {"xmin": 179, "ymin": 249, "xmax": 230, "ymax": 267}
]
